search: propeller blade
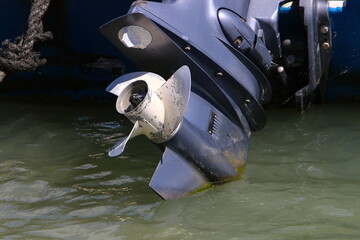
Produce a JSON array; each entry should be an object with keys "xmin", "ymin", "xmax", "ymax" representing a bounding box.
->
[
  {"xmin": 150, "ymin": 148, "xmax": 208, "ymax": 200},
  {"xmin": 106, "ymin": 72, "xmax": 165, "ymax": 97},
  {"xmin": 108, "ymin": 121, "xmax": 142, "ymax": 157},
  {"xmin": 156, "ymin": 66, "xmax": 191, "ymax": 136}
]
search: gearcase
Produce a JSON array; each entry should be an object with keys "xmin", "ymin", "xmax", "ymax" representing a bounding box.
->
[{"xmin": 100, "ymin": 0, "xmax": 331, "ymax": 199}]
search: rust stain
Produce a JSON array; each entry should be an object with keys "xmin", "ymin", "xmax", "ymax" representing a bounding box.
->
[{"xmin": 223, "ymin": 150, "xmax": 246, "ymax": 169}]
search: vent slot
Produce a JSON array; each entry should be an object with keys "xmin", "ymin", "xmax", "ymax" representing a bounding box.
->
[{"xmin": 207, "ymin": 112, "xmax": 219, "ymax": 135}]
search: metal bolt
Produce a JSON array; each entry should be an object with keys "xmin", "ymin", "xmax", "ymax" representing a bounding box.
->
[
  {"xmin": 184, "ymin": 46, "xmax": 191, "ymax": 51},
  {"xmin": 321, "ymin": 42, "xmax": 331, "ymax": 50},
  {"xmin": 234, "ymin": 37, "xmax": 242, "ymax": 46},
  {"xmin": 277, "ymin": 66, "xmax": 288, "ymax": 85},
  {"xmin": 216, "ymin": 72, "xmax": 223, "ymax": 77},
  {"xmin": 282, "ymin": 39, "xmax": 291, "ymax": 47},
  {"xmin": 320, "ymin": 25, "xmax": 329, "ymax": 34},
  {"xmin": 277, "ymin": 66, "xmax": 285, "ymax": 73}
]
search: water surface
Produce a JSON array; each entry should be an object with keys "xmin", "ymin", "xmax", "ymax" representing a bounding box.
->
[{"xmin": 0, "ymin": 100, "xmax": 359, "ymax": 239}]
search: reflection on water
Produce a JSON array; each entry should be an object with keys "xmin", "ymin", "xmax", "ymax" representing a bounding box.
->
[{"xmin": 0, "ymin": 100, "xmax": 360, "ymax": 239}]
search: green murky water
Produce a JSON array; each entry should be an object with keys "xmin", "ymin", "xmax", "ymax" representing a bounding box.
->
[{"xmin": 0, "ymin": 100, "xmax": 360, "ymax": 239}]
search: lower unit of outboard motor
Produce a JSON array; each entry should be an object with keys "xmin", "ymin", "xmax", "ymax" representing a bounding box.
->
[{"xmin": 100, "ymin": 0, "xmax": 331, "ymax": 199}]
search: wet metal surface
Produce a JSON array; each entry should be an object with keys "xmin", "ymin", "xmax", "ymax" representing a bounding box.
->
[{"xmin": 0, "ymin": 100, "xmax": 360, "ymax": 239}]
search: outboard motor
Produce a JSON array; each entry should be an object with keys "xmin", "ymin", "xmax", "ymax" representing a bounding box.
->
[{"xmin": 100, "ymin": 0, "xmax": 331, "ymax": 199}]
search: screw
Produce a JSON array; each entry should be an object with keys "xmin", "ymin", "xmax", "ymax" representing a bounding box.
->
[
  {"xmin": 184, "ymin": 46, "xmax": 191, "ymax": 51},
  {"xmin": 234, "ymin": 37, "xmax": 242, "ymax": 46},
  {"xmin": 321, "ymin": 42, "xmax": 331, "ymax": 50},
  {"xmin": 277, "ymin": 66, "xmax": 285, "ymax": 73},
  {"xmin": 277, "ymin": 66, "xmax": 288, "ymax": 85},
  {"xmin": 216, "ymin": 72, "xmax": 223, "ymax": 77},
  {"xmin": 320, "ymin": 25, "xmax": 329, "ymax": 34},
  {"xmin": 282, "ymin": 39, "xmax": 291, "ymax": 47}
]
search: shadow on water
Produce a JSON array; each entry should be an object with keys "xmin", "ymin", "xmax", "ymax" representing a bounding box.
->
[{"xmin": 0, "ymin": 99, "xmax": 360, "ymax": 239}]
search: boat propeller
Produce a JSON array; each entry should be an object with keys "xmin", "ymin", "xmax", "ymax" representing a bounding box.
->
[{"xmin": 106, "ymin": 65, "xmax": 191, "ymax": 157}]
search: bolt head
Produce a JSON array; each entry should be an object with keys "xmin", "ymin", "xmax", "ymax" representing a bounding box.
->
[
  {"xmin": 234, "ymin": 37, "xmax": 242, "ymax": 46},
  {"xmin": 320, "ymin": 25, "xmax": 329, "ymax": 34},
  {"xmin": 321, "ymin": 42, "xmax": 331, "ymax": 50}
]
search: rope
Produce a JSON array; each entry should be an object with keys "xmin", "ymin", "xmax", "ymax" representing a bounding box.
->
[{"xmin": 0, "ymin": 0, "xmax": 52, "ymax": 81}]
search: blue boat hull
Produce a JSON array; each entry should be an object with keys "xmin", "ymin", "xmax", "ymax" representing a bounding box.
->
[
  {"xmin": 0, "ymin": 0, "xmax": 359, "ymax": 102},
  {"xmin": 0, "ymin": 0, "xmax": 135, "ymax": 101},
  {"xmin": 328, "ymin": 0, "xmax": 360, "ymax": 100}
]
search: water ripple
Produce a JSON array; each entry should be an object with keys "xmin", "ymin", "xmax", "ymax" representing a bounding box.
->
[
  {"xmin": 1, "ymin": 101, "xmax": 360, "ymax": 239},
  {"xmin": 74, "ymin": 171, "xmax": 112, "ymax": 180},
  {"xmin": 0, "ymin": 180, "xmax": 75, "ymax": 203}
]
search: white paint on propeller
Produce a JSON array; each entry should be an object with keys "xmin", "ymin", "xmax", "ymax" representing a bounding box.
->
[{"xmin": 107, "ymin": 65, "xmax": 191, "ymax": 157}]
